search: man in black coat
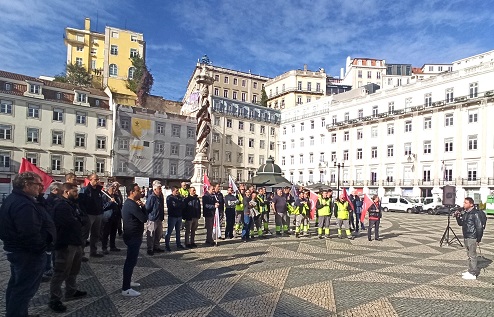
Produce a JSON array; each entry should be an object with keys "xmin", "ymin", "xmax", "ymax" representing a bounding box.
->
[
  {"xmin": 183, "ymin": 187, "xmax": 201, "ymax": 248},
  {"xmin": 165, "ymin": 186, "xmax": 185, "ymax": 251},
  {"xmin": 0, "ymin": 172, "xmax": 56, "ymax": 317},
  {"xmin": 202, "ymin": 185, "xmax": 219, "ymax": 245},
  {"xmin": 455, "ymin": 197, "xmax": 484, "ymax": 280},
  {"xmin": 49, "ymin": 183, "xmax": 87, "ymax": 312}
]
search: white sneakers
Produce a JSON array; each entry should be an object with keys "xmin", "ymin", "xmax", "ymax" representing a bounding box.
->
[
  {"xmin": 462, "ymin": 272, "xmax": 477, "ymax": 280},
  {"xmin": 122, "ymin": 288, "xmax": 141, "ymax": 297}
]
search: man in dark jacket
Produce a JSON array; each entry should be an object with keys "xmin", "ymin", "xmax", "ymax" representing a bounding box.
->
[
  {"xmin": 40, "ymin": 182, "xmax": 62, "ymax": 281},
  {"xmin": 214, "ymin": 183, "xmax": 225, "ymax": 227},
  {"xmin": 183, "ymin": 187, "xmax": 201, "ymax": 248},
  {"xmin": 145, "ymin": 181, "xmax": 165, "ymax": 255},
  {"xmin": 367, "ymin": 195, "xmax": 382, "ymax": 241},
  {"xmin": 121, "ymin": 183, "xmax": 148, "ymax": 297},
  {"xmin": 165, "ymin": 186, "xmax": 185, "ymax": 251},
  {"xmin": 49, "ymin": 183, "xmax": 87, "ymax": 313},
  {"xmin": 46, "ymin": 181, "xmax": 63, "ymax": 207},
  {"xmin": 202, "ymin": 185, "xmax": 219, "ymax": 245},
  {"xmin": 455, "ymin": 197, "xmax": 484, "ymax": 280},
  {"xmin": 101, "ymin": 183, "xmax": 121, "ymax": 254},
  {"xmin": 78, "ymin": 173, "xmax": 105, "ymax": 258},
  {"xmin": 0, "ymin": 172, "xmax": 56, "ymax": 317},
  {"xmin": 224, "ymin": 187, "xmax": 239, "ymax": 239}
]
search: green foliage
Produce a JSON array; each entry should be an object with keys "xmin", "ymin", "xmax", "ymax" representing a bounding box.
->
[
  {"xmin": 53, "ymin": 63, "xmax": 92, "ymax": 87},
  {"xmin": 260, "ymin": 86, "xmax": 268, "ymax": 107},
  {"xmin": 127, "ymin": 55, "xmax": 154, "ymax": 106}
]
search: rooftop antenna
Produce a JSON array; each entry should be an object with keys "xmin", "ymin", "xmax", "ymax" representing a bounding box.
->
[{"xmin": 96, "ymin": 12, "xmax": 99, "ymax": 32}]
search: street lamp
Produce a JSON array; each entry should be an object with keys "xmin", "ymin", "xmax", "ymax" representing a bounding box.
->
[{"xmin": 334, "ymin": 161, "xmax": 344, "ymax": 198}]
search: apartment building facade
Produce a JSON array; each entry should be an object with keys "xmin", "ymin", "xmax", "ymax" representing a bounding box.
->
[
  {"xmin": 280, "ymin": 50, "xmax": 494, "ymax": 203},
  {"xmin": 341, "ymin": 57, "xmax": 386, "ymax": 89},
  {"xmin": 65, "ymin": 18, "xmax": 145, "ymax": 104},
  {"xmin": 0, "ymin": 70, "xmax": 113, "ymax": 195}
]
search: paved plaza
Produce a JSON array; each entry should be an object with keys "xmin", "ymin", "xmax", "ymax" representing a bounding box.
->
[{"xmin": 2, "ymin": 213, "xmax": 494, "ymax": 317}]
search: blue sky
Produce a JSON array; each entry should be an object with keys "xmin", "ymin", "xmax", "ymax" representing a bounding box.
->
[{"xmin": 1, "ymin": 0, "xmax": 493, "ymax": 101}]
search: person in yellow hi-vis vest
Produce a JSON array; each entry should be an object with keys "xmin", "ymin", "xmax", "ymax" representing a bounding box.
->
[
  {"xmin": 334, "ymin": 194, "xmax": 355, "ymax": 240},
  {"xmin": 316, "ymin": 189, "xmax": 333, "ymax": 239},
  {"xmin": 178, "ymin": 182, "xmax": 189, "ymax": 230},
  {"xmin": 234, "ymin": 185, "xmax": 246, "ymax": 234},
  {"xmin": 257, "ymin": 187, "xmax": 270, "ymax": 234},
  {"xmin": 293, "ymin": 191, "xmax": 310, "ymax": 238}
]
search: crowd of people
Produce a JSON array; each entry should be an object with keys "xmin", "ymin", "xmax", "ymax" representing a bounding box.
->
[{"xmin": 0, "ymin": 172, "xmax": 485, "ymax": 316}]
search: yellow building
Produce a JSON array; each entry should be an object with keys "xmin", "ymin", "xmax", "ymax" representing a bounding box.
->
[{"xmin": 64, "ymin": 18, "xmax": 145, "ymax": 105}]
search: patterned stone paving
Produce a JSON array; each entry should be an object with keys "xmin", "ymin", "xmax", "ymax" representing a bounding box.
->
[{"xmin": 1, "ymin": 213, "xmax": 494, "ymax": 316}]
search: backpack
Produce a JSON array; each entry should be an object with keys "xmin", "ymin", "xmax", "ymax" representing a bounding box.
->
[{"xmin": 479, "ymin": 210, "xmax": 487, "ymax": 230}]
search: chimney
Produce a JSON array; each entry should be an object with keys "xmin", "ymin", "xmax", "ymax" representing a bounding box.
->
[
  {"xmin": 303, "ymin": 64, "xmax": 308, "ymax": 71},
  {"xmin": 84, "ymin": 17, "xmax": 91, "ymax": 31}
]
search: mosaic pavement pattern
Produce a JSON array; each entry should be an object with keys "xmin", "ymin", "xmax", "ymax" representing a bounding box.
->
[{"xmin": 2, "ymin": 213, "xmax": 494, "ymax": 317}]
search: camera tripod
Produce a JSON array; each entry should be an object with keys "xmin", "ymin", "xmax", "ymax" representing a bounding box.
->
[{"xmin": 439, "ymin": 207, "xmax": 463, "ymax": 247}]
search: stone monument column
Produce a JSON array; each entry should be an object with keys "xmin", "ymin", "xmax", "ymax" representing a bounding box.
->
[{"xmin": 190, "ymin": 63, "xmax": 214, "ymax": 196}]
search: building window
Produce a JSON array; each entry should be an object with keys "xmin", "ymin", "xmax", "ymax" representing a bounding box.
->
[
  {"xmin": 446, "ymin": 88, "xmax": 454, "ymax": 103},
  {"xmin": 372, "ymin": 106, "xmax": 378, "ymax": 117},
  {"xmin": 130, "ymin": 48, "xmax": 138, "ymax": 58},
  {"xmin": 74, "ymin": 157, "xmax": 84, "ymax": 172},
  {"xmin": 156, "ymin": 123, "xmax": 166, "ymax": 134},
  {"xmin": 212, "ymin": 133, "xmax": 220, "ymax": 143},
  {"xmin": 52, "ymin": 108, "xmax": 63, "ymax": 122},
  {"xmin": 249, "ymin": 123, "xmax": 255, "ymax": 133},
  {"xmin": 423, "ymin": 140, "xmax": 432, "ymax": 154},
  {"xmin": 75, "ymin": 134, "xmax": 86, "ymax": 147},
  {"xmin": 96, "ymin": 160, "xmax": 105, "ymax": 173},
  {"xmin": 170, "ymin": 162, "xmax": 178, "ymax": 176},
  {"xmin": 224, "ymin": 76, "xmax": 229, "ymax": 84},
  {"xmin": 225, "ymin": 135, "xmax": 232, "ymax": 144},
  {"xmin": 319, "ymin": 152, "xmax": 325, "ymax": 163},
  {"xmin": 52, "ymin": 130, "xmax": 63, "ymax": 145},
  {"xmin": 309, "ymin": 136, "xmax": 314, "ymax": 146},
  {"xmin": 445, "ymin": 138, "xmax": 453, "ymax": 152},
  {"xmin": 236, "ymin": 153, "xmax": 243, "ymax": 164},
  {"xmin": 95, "ymin": 116, "xmax": 106, "ymax": 128},
  {"xmin": 224, "ymin": 119, "xmax": 232, "ymax": 128},
  {"xmin": 424, "ymin": 93, "xmax": 432, "ymax": 107},
  {"xmin": 405, "ymin": 120, "xmax": 412, "ymax": 132},
  {"xmin": 445, "ymin": 113, "xmax": 454, "ymax": 126},
  {"xmin": 232, "ymin": 91, "xmax": 237, "ymax": 100},
  {"xmin": 238, "ymin": 137, "xmax": 244, "ymax": 146},
  {"xmin": 248, "ymin": 155, "xmax": 254, "ymax": 164},
  {"xmin": 297, "ymin": 96, "xmax": 302, "ymax": 105},
  {"xmin": 131, "ymin": 35, "xmax": 138, "ymax": 42},
  {"xmin": 387, "ymin": 124, "xmax": 394, "ymax": 135},
  {"xmin": 111, "ymin": 31, "xmax": 119, "ymax": 38},
  {"xmin": 387, "ymin": 102, "xmax": 395, "ymax": 114},
  {"xmin": 259, "ymin": 140, "xmax": 265, "ymax": 149},
  {"xmin": 297, "ymin": 81, "xmax": 302, "ymax": 90},
  {"xmin": 424, "ymin": 117, "xmax": 432, "ymax": 129},
  {"xmin": 171, "ymin": 124, "xmax": 181, "ymax": 137},
  {"xmin": 0, "ymin": 100, "xmax": 13, "ymax": 114},
  {"xmin": 331, "ymin": 151, "xmax": 336, "ymax": 162},
  {"xmin": 371, "ymin": 147, "xmax": 378, "ymax": 158},
  {"xmin": 387, "ymin": 145, "xmax": 394, "ymax": 157},
  {"xmin": 331, "ymin": 133, "xmax": 336, "ymax": 143},
  {"xmin": 469, "ymin": 82, "xmax": 478, "ymax": 98},
  {"xmin": 241, "ymin": 92, "xmax": 246, "ymax": 101},
  {"xmin": 27, "ymin": 104, "xmax": 40, "ymax": 118},
  {"xmin": 299, "ymin": 154, "xmax": 304, "ymax": 164},
  {"xmin": 357, "ymin": 148, "xmax": 362, "ymax": 160},
  {"xmin": 239, "ymin": 121, "xmax": 244, "ymax": 130},
  {"xmin": 252, "ymin": 95, "xmax": 258, "ymax": 103},
  {"xmin": 320, "ymin": 135, "xmax": 325, "ymax": 144},
  {"xmin": 309, "ymin": 153, "xmax": 314, "ymax": 163},
  {"xmin": 270, "ymin": 141, "xmax": 275, "ymax": 150},
  {"xmin": 51, "ymin": 155, "xmax": 62, "ymax": 171},
  {"xmin": 109, "ymin": 64, "xmax": 118, "ymax": 77},
  {"xmin": 223, "ymin": 89, "xmax": 229, "ymax": 98},
  {"xmin": 321, "ymin": 118, "xmax": 326, "ymax": 127},
  {"xmin": 468, "ymin": 135, "xmax": 478, "ymax": 150},
  {"xmin": 468, "ymin": 109, "xmax": 478, "ymax": 123},
  {"xmin": 117, "ymin": 162, "xmax": 128, "ymax": 173},
  {"xmin": 358, "ymin": 70, "xmax": 362, "ymax": 78},
  {"xmin": 316, "ymin": 83, "xmax": 321, "ymax": 92},
  {"xmin": 344, "ymin": 131, "xmax": 349, "ymax": 141},
  {"xmin": 371, "ymin": 126, "xmax": 378, "ymax": 138},
  {"xmin": 154, "ymin": 142, "xmax": 165, "ymax": 154},
  {"xmin": 77, "ymin": 92, "xmax": 87, "ymax": 103},
  {"xmin": 5, "ymin": 83, "xmax": 11, "ymax": 91},
  {"xmin": 110, "ymin": 45, "xmax": 118, "ymax": 55},
  {"xmin": 75, "ymin": 57, "xmax": 83, "ymax": 66},
  {"xmin": 187, "ymin": 127, "xmax": 195, "ymax": 139},
  {"xmin": 0, "ymin": 124, "xmax": 11, "ymax": 140},
  {"xmin": 344, "ymin": 112, "xmax": 349, "ymax": 122},
  {"xmin": 186, "ymin": 144, "xmax": 194, "ymax": 157},
  {"xmin": 26, "ymin": 128, "xmax": 39, "ymax": 143},
  {"xmin": 404, "ymin": 143, "xmax": 411, "ymax": 156},
  {"xmin": 332, "ymin": 115, "xmax": 337, "ymax": 125},
  {"xmin": 307, "ymin": 82, "xmax": 312, "ymax": 91},
  {"xmin": 214, "ymin": 88, "xmax": 219, "ymax": 96},
  {"xmin": 300, "ymin": 138, "xmax": 304, "ymax": 147},
  {"xmin": 467, "ymin": 163, "xmax": 477, "ymax": 181},
  {"xmin": 96, "ymin": 136, "xmax": 106, "ymax": 149},
  {"xmin": 29, "ymin": 84, "xmax": 41, "ymax": 94},
  {"xmin": 128, "ymin": 67, "xmax": 135, "ymax": 79},
  {"xmin": 118, "ymin": 138, "xmax": 129, "ymax": 150},
  {"xmin": 343, "ymin": 150, "xmax": 349, "ymax": 161},
  {"xmin": 357, "ymin": 129, "xmax": 363, "ymax": 140},
  {"xmin": 76, "ymin": 112, "xmax": 86, "ymax": 125},
  {"xmin": 171, "ymin": 143, "xmax": 179, "ymax": 155}
]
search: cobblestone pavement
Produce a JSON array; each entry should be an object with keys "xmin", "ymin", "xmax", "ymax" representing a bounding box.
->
[{"xmin": 2, "ymin": 213, "xmax": 494, "ymax": 317}]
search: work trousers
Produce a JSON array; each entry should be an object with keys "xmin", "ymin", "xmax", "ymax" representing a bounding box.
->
[
  {"xmin": 465, "ymin": 238, "xmax": 479, "ymax": 276},
  {"xmin": 368, "ymin": 219, "xmax": 380, "ymax": 240},
  {"xmin": 50, "ymin": 245, "xmax": 83, "ymax": 302},
  {"xmin": 185, "ymin": 218, "xmax": 199, "ymax": 245},
  {"xmin": 224, "ymin": 208, "xmax": 236, "ymax": 238},
  {"xmin": 146, "ymin": 220, "xmax": 163, "ymax": 251},
  {"xmin": 275, "ymin": 212, "xmax": 289, "ymax": 233}
]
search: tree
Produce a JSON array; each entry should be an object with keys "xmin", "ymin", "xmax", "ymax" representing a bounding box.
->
[
  {"xmin": 54, "ymin": 63, "xmax": 92, "ymax": 87},
  {"xmin": 260, "ymin": 86, "xmax": 268, "ymax": 107},
  {"xmin": 127, "ymin": 55, "xmax": 154, "ymax": 106}
]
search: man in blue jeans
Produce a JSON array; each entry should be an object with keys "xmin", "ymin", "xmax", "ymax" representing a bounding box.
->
[
  {"xmin": 145, "ymin": 181, "xmax": 165, "ymax": 255},
  {"xmin": 165, "ymin": 186, "xmax": 186, "ymax": 251},
  {"xmin": 121, "ymin": 183, "xmax": 148, "ymax": 297},
  {"xmin": 0, "ymin": 172, "xmax": 56, "ymax": 317}
]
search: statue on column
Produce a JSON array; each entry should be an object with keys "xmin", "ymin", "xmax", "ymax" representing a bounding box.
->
[{"xmin": 195, "ymin": 85, "xmax": 211, "ymax": 155}]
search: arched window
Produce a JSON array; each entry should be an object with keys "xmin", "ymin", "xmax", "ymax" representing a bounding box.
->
[
  {"xmin": 128, "ymin": 67, "xmax": 135, "ymax": 79},
  {"xmin": 109, "ymin": 64, "xmax": 118, "ymax": 77}
]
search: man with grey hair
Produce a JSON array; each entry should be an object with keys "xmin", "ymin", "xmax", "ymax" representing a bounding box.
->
[
  {"xmin": 0, "ymin": 172, "xmax": 56, "ymax": 317},
  {"xmin": 145, "ymin": 180, "xmax": 165, "ymax": 255},
  {"xmin": 46, "ymin": 181, "xmax": 63, "ymax": 207}
]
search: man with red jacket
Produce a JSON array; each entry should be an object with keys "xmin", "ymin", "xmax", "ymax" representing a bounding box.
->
[{"xmin": 367, "ymin": 195, "xmax": 382, "ymax": 241}]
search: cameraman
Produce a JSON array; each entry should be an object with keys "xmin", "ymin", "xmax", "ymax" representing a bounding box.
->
[{"xmin": 455, "ymin": 197, "xmax": 484, "ymax": 280}]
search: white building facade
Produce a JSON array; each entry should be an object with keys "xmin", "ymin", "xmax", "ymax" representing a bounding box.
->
[
  {"xmin": 280, "ymin": 50, "xmax": 494, "ymax": 203},
  {"xmin": 0, "ymin": 70, "xmax": 113, "ymax": 196}
]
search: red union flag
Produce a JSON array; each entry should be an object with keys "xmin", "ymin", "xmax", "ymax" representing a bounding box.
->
[
  {"xmin": 203, "ymin": 172, "xmax": 211, "ymax": 194},
  {"xmin": 309, "ymin": 190, "xmax": 318, "ymax": 219},
  {"xmin": 18, "ymin": 158, "xmax": 53, "ymax": 192},
  {"xmin": 342, "ymin": 187, "xmax": 354, "ymax": 211},
  {"xmin": 360, "ymin": 194, "xmax": 374, "ymax": 223}
]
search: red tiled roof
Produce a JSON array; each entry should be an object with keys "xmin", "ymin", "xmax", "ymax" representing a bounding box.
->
[{"xmin": 412, "ymin": 67, "xmax": 423, "ymax": 74}]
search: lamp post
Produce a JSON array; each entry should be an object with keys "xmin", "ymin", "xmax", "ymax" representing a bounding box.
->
[{"xmin": 334, "ymin": 161, "xmax": 344, "ymax": 198}]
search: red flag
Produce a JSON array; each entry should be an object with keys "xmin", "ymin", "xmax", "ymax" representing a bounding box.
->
[
  {"xmin": 203, "ymin": 172, "xmax": 211, "ymax": 194},
  {"xmin": 309, "ymin": 190, "xmax": 318, "ymax": 219},
  {"xmin": 83, "ymin": 178, "xmax": 90, "ymax": 187},
  {"xmin": 18, "ymin": 158, "xmax": 53, "ymax": 192},
  {"xmin": 342, "ymin": 187, "xmax": 354, "ymax": 211},
  {"xmin": 360, "ymin": 194, "xmax": 373, "ymax": 223}
]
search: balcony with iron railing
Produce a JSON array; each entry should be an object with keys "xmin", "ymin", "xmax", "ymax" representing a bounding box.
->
[{"xmin": 268, "ymin": 87, "xmax": 325, "ymax": 100}]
